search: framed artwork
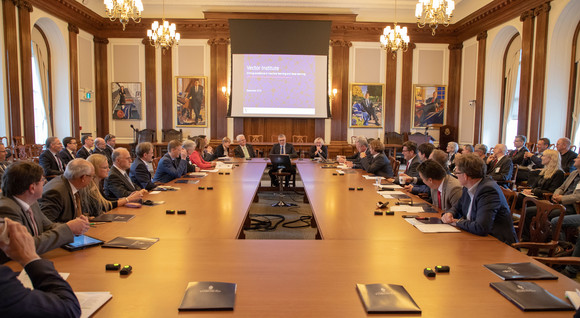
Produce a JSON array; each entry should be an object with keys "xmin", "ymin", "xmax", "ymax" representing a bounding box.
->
[
  {"xmin": 112, "ymin": 82, "xmax": 142, "ymax": 120},
  {"xmin": 412, "ymin": 84, "xmax": 447, "ymax": 128},
  {"xmin": 175, "ymin": 76, "xmax": 208, "ymax": 127},
  {"xmin": 349, "ymin": 83, "xmax": 384, "ymax": 128}
]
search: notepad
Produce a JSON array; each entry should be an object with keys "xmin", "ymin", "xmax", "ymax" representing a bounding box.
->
[
  {"xmin": 179, "ymin": 281, "xmax": 237, "ymax": 311},
  {"xmin": 90, "ymin": 214, "xmax": 135, "ymax": 222},
  {"xmin": 484, "ymin": 262, "xmax": 558, "ymax": 280},
  {"xmin": 404, "ymin": 218, "xmax": 460, "ymax": 233},
  {"xmin": 102, "ymin": 236, "xmax": 159, "ymax": 250},
  {"xmin": 76, "ymin": 292, "xmax": 113, "ymax": 318},
  {"xmin": 490, "ymin": 281, "xmax": 574, "ymax": 311},
  {"xmin": 389, "ymin": 206, "xmax": 424, "ymax": 212},
  {"xmin": 356, "ymin": 283, "xmax": 421, "ymax": 313}
]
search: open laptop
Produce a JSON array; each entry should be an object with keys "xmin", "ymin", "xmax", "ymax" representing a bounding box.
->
[{"xmin": 269, "ymin": 154, "xmax": 292, "ymax": 171}]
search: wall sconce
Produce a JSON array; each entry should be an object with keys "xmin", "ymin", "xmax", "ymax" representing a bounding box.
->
[
  {"xmin": 221, "ymin": 86, "xmax": 230, "ymax": 99},
  {"xmin": 330, "ymin": 88, "xmax": 338, "ymax": 100}
]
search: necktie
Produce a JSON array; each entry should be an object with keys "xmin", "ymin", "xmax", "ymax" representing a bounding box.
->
[
  {"xmin": 123, "ymin": 172, "xmax": 135, "ymax": 190},
  {"xmin": 70, "ymin": 150, "xmax": 75, "ymax": 158},
  {"xmin": 74, "ymin": 192, "xmax": 83, "ymax": 218},
  {"xmin": 281, "ymin": 146, "xmax": 285, "ymax": 155},
  {"xmin": 491, "ymin": 159, "xmax": 498, "ymax": 169},
  {"xmin": 466, "ymin": 196, "xmax": 474, "ymax": 221},
  {"xmin": 242, "ymin": 146, "xmax": 250, "ymax": 159},
  {"xmin": 437, "ymin": 190, "xmax": 442, "ymax": 209},
  {"xmin": 26, "ymin": 208, "xmax": 39, "ymax": 236},
  {"xmin": 55, "ymin": 154, "xmax": 64, "ymax": 171},
  {"xmin": 406, "ymin": 161, "xmax": 411, "ymax": 173}
]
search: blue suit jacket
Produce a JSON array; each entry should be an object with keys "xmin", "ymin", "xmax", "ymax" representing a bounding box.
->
[
  {"xmin": 0, "ymin": 259, "xmax": 81, "ymax": 317},
  {"xmin": 130, "ymin": 158, "xmax": 156, "ymax": 191},
  {"xmin": 152, "ymin": 153, "xmax": 187, "ymax": 183},
  {"xmin": 38, "ymin": 150, "xmax": 64, "ymax": 177},
  {"xmin": 448, "ymin": 176, "xmax": 518, "ymax": 245}
]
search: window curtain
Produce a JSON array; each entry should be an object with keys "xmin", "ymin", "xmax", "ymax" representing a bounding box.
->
[
  {"xmin": 32, "ymin": 42, "xmax": 53, "ymax": 136},
  {"xmin": 571, "ymin": 64, "xmax": 580, "ymax": 144},
  {"xmin": 502, "ymin": 49, "xmax": 521, "ymax": 136}
]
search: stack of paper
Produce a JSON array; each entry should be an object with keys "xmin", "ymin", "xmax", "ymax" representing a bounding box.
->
[
  {"xmin": 390, "ymin": 206, "xmax": 425, "ymax": 212},
  {"xmin": 404, "ymin": 218, "xmax": 460, "ymax": 233},
  {"xmin": 76, "ymin": 292, "xmax": 113, "ymax": 318}
]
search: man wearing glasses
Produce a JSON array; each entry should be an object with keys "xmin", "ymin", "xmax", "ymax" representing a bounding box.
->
[
  {"xmin": 441, "ymin": 154, "xmax": 518, "ymax": 245},
  {"xmin": 0, "ymin": 161, "xmax": 89, "ymax": 263}
]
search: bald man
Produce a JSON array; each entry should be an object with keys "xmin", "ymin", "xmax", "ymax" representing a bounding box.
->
[
  {"xmin": 486, "ymin": 144, "xmax": 513, "ymax": 185},
  {"xmin": 104, "ymin": 148, "xmax": 146, "ymax": 200}
]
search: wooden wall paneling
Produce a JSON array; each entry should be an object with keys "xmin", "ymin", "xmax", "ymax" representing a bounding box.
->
[
  {"xmin": 517, "ymin": 10, "xmax": 535, "ymax": 137},
  {"xmin": 161, "ymin": 47, "xmax": 172, "ymax": 130},
  {"xmin": 18, "ymin": 1, "xmax": 34, "ymax": 143},
  {"xmin": 68, "ymin": 24, "xmax": 80, "ymax": 140},
  {"xmin": 447, "ymin": 43, "xmax": 463, "ymax": 141},
  {"xmin": 385, "ymin": 51, "xmax": 397, "ymax": 132},
  {"xmin": 213, "ymin": 38, "xmax": 229, "ymax": 139},
  {"xmin": 400, "ymin": 43, "xmax": 415, "ymax": 133},
  {"xmin": 27, "ymin": 0, "xmax": 104, "ymax": 35},
  {"xmin": 566, "ymin": 21, "xmax": 580, "ymax": 138},
  {"xmin": 93, "ymin": 37, "xmax": 109, "ymax": 136},
  {"xmin": 233, "ymin": 118, "xmax": 243, "ymax": 138},
  {"xmin": 330, "ymin": 40, "xmax": 351, "ymax": 143},
  {"xmin": 142, "ymin": 38, "xmax": 157, "ymax": 130},
  {"xmin": 3, "ymin": 0, "xmax": 21, "ymax": 141},
  {"xmin": 529, "ymin": 3, "xmax": 550, "ymax": 144},
  {"xmin": 314, "ymin": 118, "xmax": 325, "ymax": 141},
  {"xmin": 474, "ymin": 32, "xmax": 487, "ymax": 144}
]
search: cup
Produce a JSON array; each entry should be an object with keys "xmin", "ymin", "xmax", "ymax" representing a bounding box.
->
[
  {"xmin": 0, "ymin": 220, "xmax": 9, "ymax": 245},
  {"xmin": 375, "ymin": 177, "xmax": 383, "ymax": 186},
  {"xmin": 399, "ymin": 176, "xmax": 405, "ymax": 184}
]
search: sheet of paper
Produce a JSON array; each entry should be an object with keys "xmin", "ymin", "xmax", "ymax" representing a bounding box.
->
[
  {"xmin": 187, "ymin": 172, "xmax": 208, "ymax": 177},
  {"xmin": 414, "ymin": 224, "xmax": 461, "ymax": 233},
  {"xmin": 362, "ymin": 175, "xmax": 381, "ymax": 180},
  {"xmin": 378, "ymin": 184, "xmax": 403, "ymax": 189},
  {"xmin": 336, "ymin": 164, "xmax": 349, "ymax": 169},
  {"xmin": 201, "ymin": 169, "xmax": 219, "ymax": 173},
  {"xmin": 148, "ymin": 191, "xmax": 161, "ymax": 195},
  {"xmin": 18, "ymin": 271, "xmax": 69, "ymax": 289},
  {"xmin": 76, "ymin": 292, "xmax": 113, "ymax": 318},
  {"xmin": 380, "ymin": 194, "xmax": 395, "ymax": 199},
  {"xmin": 389, "ymin": 206, "xmax": 425, "ymax": 212},
  {"xmin": 404, "ymin": 218, "xmax": 423, "ymax": 226}
]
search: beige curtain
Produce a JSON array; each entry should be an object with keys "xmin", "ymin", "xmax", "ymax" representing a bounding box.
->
[
  {"xmin": 33, "ymin": 42, "xmax": 53, "ymax": 136},
  {"xmin": 502, "ymin": 49, "xmax": 521, "ymax": 136},
  {"xmin": 571, "ymin": 66, "xmax": 580, "ymax": 144}
]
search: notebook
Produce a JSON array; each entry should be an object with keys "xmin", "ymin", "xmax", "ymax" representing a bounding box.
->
[
  {"xmin": 101, "ymin": 237, "xmax": 159, "ymax": 250},
  {"xmin": 484, "ymin": 262, "xmax": 558, "ymax": 280},
  {"xmin": 490, "ymin": 281, "xmax": 574, "ymax": 311},
  {"xmin": 179, "ymin": 281, "xmax": 236, "ymax": 311},
  {"xmin": 356, "ymin": 283, "xmax": 421, "ymax": 313}
]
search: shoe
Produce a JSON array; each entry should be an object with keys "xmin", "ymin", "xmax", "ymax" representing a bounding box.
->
[{"xmin": 560, "ymin": 268, "xmax": 577, "ymax": 279}]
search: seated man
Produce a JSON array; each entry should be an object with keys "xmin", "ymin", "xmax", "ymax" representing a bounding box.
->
[
  {"xmin": 446, "ymin": 141, "xmax": 459, "ymax": 172},
  {"xmin": 508, "ymin": 135, "xmax": 529, "ymax": 166},
  {"xmin": 59, "ymin": 137, "xmax": 77, "ymax": 166},
  {"xmin": 153, "ymin": 140, "xmax": 188, "ymax": 183},
  {"xmin": 268, "ymin": 134, "xmax": 297, "ymax": 187},
  {"xmin": 360, "ymin": 140, "xmax": 393, "ymax": 177},
  {"xmin": 339, "ymin": 136, "xmax": 370, "ymax": 169},
  {"xmin": 441, "ymin": 154, "xmax": 518, "ymax": 245},
  {"xmin": 474, "ymin": 143, "xmax": 488, "ymax": 161},
  {"xmin": 38, "ymin": 137, "xmax": 65, "ymax": 179},
  {"xmin": 550, "ymin": 153, "xmax": 580, "ymax": 214},
  {"xmin": 0, "ymin": 218, "xmax": 81, "ymax": 317},
  {"xmin": 182, "ymin": 140, "xmax": 200, "ymax": 173},
  {"xmin": 130, "ymin": 142, "xmax": 157, "ymax": 191},
  {"xmin": 0, "ymin": 143, "xmax": 9, "ymax": 181},
  {"xmin": 486, "ymin": 144, "xmax": 513, "ymax": 185},
  {"xmin": 39, "ymin": 159, "xmax": 95, "ymax": 223},
  {"xmin": 76, "ymin": 135, "xmax": 93, "ymax": 160},
  {"xmin": 104, "ymin": 148, "xmax": 146, "ymax": 199},
  {"xmin": 309, "ymin": 137, "xmax": 328, "ymax": 159},
  {"xmin": 402, "ymin": 143, "xmax": 435, "ymax": 194},
  {"xmin": 417, "ymin": 159, "xmax": 462, "ymax": 210},
  {"xmin": 557, "ymin": 137, "xmax": 578, "ymax": 173},
  {"xmin": 233, "ymin": 134, "xmax": 256, "ymax": 159},
  {"xmin": 91, "ymin": 138, "xmax": 111, "ymax": 166},
  {"xmin": 519, "ymin": 137, "xmax": 550, "ymax": 182},
  {"xmin": 0, "ymin": 161, "xmax": 89, "ymax": 262},
  {"xmin": 214, "ymin": 137, "xmax": 231, "ymax": 158},
  {"xmin": 104, "ymin": 134, "xmax": 116, "ymax": 161},
  {"xmin": 389, "ymin": 141, "xmax": 420, "ymax": 184},
  {"xmin": 430, "ymin": 149, "xmax": 452, "ymax": 174}
]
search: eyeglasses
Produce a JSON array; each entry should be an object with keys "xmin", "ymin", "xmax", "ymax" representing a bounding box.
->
[
  {"xmin": 453, "ymin": 169, "xmax": 465, "ymax": 175},
  {"xmin": 38, "ymin": 177, "xmax": 47, "ymax": 185}
]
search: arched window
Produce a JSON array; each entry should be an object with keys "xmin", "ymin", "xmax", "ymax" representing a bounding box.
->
[
  {"xmin": 31, "ymin": 24, "xmax": 53, "ymax": 144},
  {"xmin": 501, "ymin": 34, "xmax": 522, "ymax": 145},
  {"xmin": 570, "ymin": 21, "xmax": 580, "ymax": 149}
]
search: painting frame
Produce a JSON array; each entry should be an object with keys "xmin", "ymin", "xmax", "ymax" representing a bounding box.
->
[
  {"xmin": 349, "ymin": 83, "xmax": 385, "ymax": 128},
  {"xmin": 175, "ymin": 76, "xmax": 208, "ymax": 128},
  {"xmin": 112, "ymin": 82, "xmax": 142, "ymax": 120},
  {"xmin": 411, "ymin": 84, "xmax": 447, "ymax": 129}
]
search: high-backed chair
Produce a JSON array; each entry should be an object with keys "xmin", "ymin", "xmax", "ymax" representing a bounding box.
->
[
  {"xmin": 384, "ymin": 132, "xmax": 404, "ymax": 145},
  {"xmin": 152, "ymin": 157, "xmax": 161, "ymax": 173},
  {"xmin": 12, "ymin": 136, "xmax": 24, "ymax": 146},
  {"xmin": 161, "ymin": 129, "xmax": 183, "ymax": 142},
  {"xmin": 292, "ymin": 135, "xmax": 308, "ymax": 143},
  {"xmin": 389, "ymin": 156, "xmax": 400, "ymax": 178},
  {"xmin": 0, "ymin": 136, "xmax": 7, "ymax": 146},
  {"xmin": 136, "ymin": 129, "xmax": 157, "ymax": 144}
]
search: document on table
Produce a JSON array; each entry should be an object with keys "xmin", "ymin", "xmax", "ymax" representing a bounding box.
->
[
  {"xmin": 404, "ymin": 218, "xmax": 460, "ymax": 233},
  {"xmin": 76, "ymin": 292, "xmax": 113, "ymax": 318},
  {"xmin": 388, "ymin": 205, "xmax": 424, "ymax": 212},
  {"xmin": 201, "ymin": 168, "xmax": 219, "ymax": 172},
  {"xmin": 378, "ymin": 184, "xmax": 403, "ymax": 190},
  {"xmin": 362, "ymin": 175, "xmax": 381, "ymax": 180},
  {"xmin": 18, "ymin": 271, "xmax": 69, "ymax": 289},
  {"xmin": 215, "ymin": 162, "xmax": 233, "ymax": 169}
]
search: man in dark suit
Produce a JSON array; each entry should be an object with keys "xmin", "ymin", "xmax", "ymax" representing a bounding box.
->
[
  {"xmin": 508, "ymin": 135, "xmax": 529, "ymax": 166},
  {"xmin": 361, "ymin": 92, "xmax": 379, "ymax": 126},
  {"xmin": 402, "ymin": 143, "xmax": 435, "ymax": 195},
  {"xmin": 59, "ymin": 137, "xmax": 77, "ymax": 166},
  {"xmin": 268, "ymin": 134, "xmax": 297, "ymax": 187},
  {"xmin": 0, "ymin": 161, "xmax": 88, "ymax": 263},
  {"xmin": 92, "ymin": 137, "xmax": 112, "ymax": 166},
  {"xmin": 234, "ymin": 134, "xmax": 256, "ymax": 159},
  {"xmin": 104, "ymin": 134, "xmax": 116, "ymax": 163},
  {"xmin": 418, "ymin": 159, "xmax": 462, "ymax": 211},
  {"xmin": 486, "ymin": 144, "xmax": 513, "ymax": 186},
  {"xmin": 519, "ymin": 137, "xmax": 550, "ymax": 183},
  {"xmin": 442, "ymin": 154, "xmax": 518, "ymax": 245},
  {"xmin": 153, "ymin": 140, "xmax": 188, "ymax": 183},
  {"xmin": 0, "ymin": 218, "xmax": 81, "ymax": 317},
  {"xmin": 339, "ymin": 136, "xmax": 371, "ymax": 169},
  {"xmin": 39, "ymin": 159, "xmax": 95, "ymax": 223},
  {"xmin": 76, "ymin": 135, "xmax": 93, "ymax": 159},
  {"xmin": 38, "ymin": 137, "xmax": 65, "ymax": 179},
  {"xmin": 105, "ymin": 148, "xmax": 146, "ymax": 199},
  {"xmin": 557, "ymin": 137, "xmax": 578, "ymax": 173},
  {"xmin": 361, "ymin": 140, "xmax": 393, "ymax": 177},
  {"xmin": 391, "ymin": 141, "xmax": 420, "ymax": 184},
  {"xmin": 130, "ymin": 142, "xmax": 157, "ymax": 191},
  {"xmin": 188, "ymin": 79, "xmax": 204, "ymax": 124}
]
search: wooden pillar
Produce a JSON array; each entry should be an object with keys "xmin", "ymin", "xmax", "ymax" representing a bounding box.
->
[
  {"xmin": 161, "ymin": 48, "xmax": 172, "ymax": 131},
  {"xmin": 3, "ymin": 0, "xmax": 21, "ymax": 141},
  {"xmin": 18, "ymin": 1, "xmax": 34, "ymax": 142},
  {"xmin": 400, "ymin": 43, "xmax": 416, "ymax": 133},
  {"xmin": 68, "ymin": 24, "xmax": 80, "ymax": 140},
  {"xmin": 474, "ymin": 31, "xmax": 487, "ymax": 144},
  {"xmin": 330, "ymin": 40, "xmax": 351, "ymax": 143},
  {"xmin": 529, "ymin": 3, "xmax": 550, "ymax": 144},
  {"xmin": 142, "ymin": 38, "xmax": 157, "ymax": 130},
  {"xmin": 517, "ymin": 9, "xmax": 535, "ymax": 137},
  {"xmin": 209, "ymin": 38, "xmax": 229, "ymax": 140},
  {"xmin": 384, "ymin": 51, "xmax": 397, "ymax": 133},
  {"xmin": 93, "ymin": 37, "xmax": 109, "ymax": 136},
  {"xmin": 447, "ymin": 43, "xmax": 463, "ymax": 141}
]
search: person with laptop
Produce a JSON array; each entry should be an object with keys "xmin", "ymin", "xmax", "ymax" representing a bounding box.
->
[{"xmin": 269, "ymin": 134, "xmax": 297, "ymax": 187}]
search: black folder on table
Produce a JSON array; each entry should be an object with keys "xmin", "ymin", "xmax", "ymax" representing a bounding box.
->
[
  {"xmin": 101, "ymin": 236, "xmax": 159, "ymax": 250},
  {"xmin": 484, "ymin": 262, "xmax": 558, "ymax": 280},
  {"xmin": 178, "ymin": 281, "xmax": 236, "ymax": 311},
  {"xmin": 356, "ymin": 283, "xmax": 421, "ymax": 313},
  {"xmin": 490, "ymin": 281, "xmax": 574, "ymax": 311},
  {"xmin": 90, "ymin": 214, "xmax": 135, "ymax": 222}
]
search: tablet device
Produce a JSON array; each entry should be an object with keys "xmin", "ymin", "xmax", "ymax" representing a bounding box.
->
[{"xmin": 62, "ymin": 235, "xmax": 104, "ymax": 252}]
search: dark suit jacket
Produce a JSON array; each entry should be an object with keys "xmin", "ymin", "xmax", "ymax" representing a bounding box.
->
[
  {"xmin": 104, "ymin": 165, "xmax": 141, "ymax": 199},
  {"xmin": 38, "ymin": 175, "xmax": 76, "ymax": 223},
  {"xmin": 58, "ymin": 149, "xmax": 75, "ymax": 166},
  {"xmin": 215, "ymin": 145, "xmax": 230, "ymax": 158},
  {"xmin": 361, "ymin": 152, "xmax": 393, "ymax": 177},
  {"xmin": 523, "ymin": 152, "xmax": 544, "ymax": 169},
  {"xmin": 529, "ymin": 170, "xmax": 566, "ymax": 197},
  {"xmin": 487, "ymin": 155, "xmax": 513, "ymax": 182},
  {"xmin": 404, "ymin": 155, "xmax": 421, "ymax": 178},
  {"xmin": 130, "ymin": 158, "xmax": 156, "ymax": 191},
  {"xmin": 76, "ymin": 147, "xmax": 91, "ymax": 160},
  {"xmin": 152, "ymin": 153, "xmax": 187, "ymax": 183},
  {"xmin": 0, "ymin": 196, "xmax": 73, "ymax": 260},
  {"xmin": 347, "ymin": 149, "xmax": 372, "ymax": 169},
  {"xmin": 269, "ymin": 143, "xmax": 298, "ymax": 158},
  {"xmin": 234, "ymin": 144, "xmax": 256, "ymax": 158},
  {"xmin": 38, "ymin": 150, "xmax": 64, "ymax": 177},
  {"xmin": 561, "ymin": 150, "xmax": 578, "ymax": 173},
  {"xmin": 448, "ymin": 176, "xmax": 518, "ymax": 245},
  {"xmin": 0, "ymin": 259, "xmax": 81, "ymax": 317},
  {"xmin": 309, "ymin": 145, "xmax": 328, "ymax": 159},
  {"xmin": 104, "ymin": 146, "xmax": 114, "ymax": 166},
  {"xmin": 430, "ymin": 174, "xmax": 463, "ymax": 211},
  {"xmin": 91, "ymin": 147, "xmax": 107, "ymax": 157},
  {"xmin": 508, "ymin": 146, "xmax": 529, "ymax": 165}
]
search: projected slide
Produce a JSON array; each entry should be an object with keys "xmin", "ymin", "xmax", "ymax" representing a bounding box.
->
[{"xmin": 231, "ymin": 54, "xmax": 327, "ymax": 118}]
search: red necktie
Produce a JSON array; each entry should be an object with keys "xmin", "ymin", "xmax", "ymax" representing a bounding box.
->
[
  {"xmin": 437, "ymin": 191, "xmax": 442, "ymax": 209},
  {"xmin": 26, "ymin": 208, "xmax": 39, "ymax": 236},
  {"xmin": 55, "ymin": 154, "xmax": 64, "ymax": 171}
]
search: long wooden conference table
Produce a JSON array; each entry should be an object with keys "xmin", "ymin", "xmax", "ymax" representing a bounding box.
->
[{"xmin": 7, "ymin": 159, "xmax": 580, "ymax": 317}]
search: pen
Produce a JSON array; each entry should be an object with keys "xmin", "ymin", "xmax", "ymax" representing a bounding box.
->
[{"xmin": 90, "ymin": 222, "xmax": 106, "ymax": 225}]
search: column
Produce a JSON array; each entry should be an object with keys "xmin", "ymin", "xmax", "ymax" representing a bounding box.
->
[
  {"xmin": 142, "ymin": 38, "xmax": 157, "ymax": 130},
  {"xmin": 68, "ymin": 24, "xmax": 80, "ymax": 140},
  {"xmin": 209, "ymin": 38, "xmax": 229, "ymax": 139},
  {"xmin": 400, "ymin": 43, "xmax": 416, "ymax": 133},
  {"xmin": 447, "ymin": 43, "xmax": 463, "ymax": 141},
  {"xmin": 3, "ymin": 0, "xmax": 21, "ymax": 140},
  {"xmin": 474, "ymin": 31, "xmax": 487, "ymax": 144},
  {"xmin": 330, "ymin": 39, "xmax": 351, "ymax": 143},
  {"xmin": 529, "ymin": 3, "xmax": 551, "ymax": 143},
  {"xmin": 517, "ymin": 9, "xmax": 535, "ymax": 137},
  {"xmin": 93, "ymin": 37, "xmax": 109, "ymax": 136}
]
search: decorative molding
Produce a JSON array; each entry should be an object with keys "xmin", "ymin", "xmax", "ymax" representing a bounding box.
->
[
  {"xmin": 476, "ymin": 31, "xmax": 487, "ymax": 41},
  {"xmin": 67, "ymin": 23, "xmax": 79, "ymax": 34},
  {"xmin": 27, "ymin": 0, "xmax": 106, "ymax": 34},
  {"xmin": 15, "ymin": 0, "xmax": 32, "ymax": 12},
  {"xmin": 520, "ymin": 9, "xmax": 535, "ymax": 22},
  {"xmin": 330, "ymin": 39, "xmax": 352, "ymax": 47},
  {"xmin": 93, "ymin": 37, "xmax": 109, "ymax": 45},
  {"xmin": 533, "ymin": 2, "xmax": 551, "ymax": 16},
  {"xmin": 408, "ymin": 42, "xmax": 416, "ymax": 50},
  {"xmin": 448, "ymin": 43, "xmax": 464, "ymax": 50},
  {"xmin": 207, "ymin": 38, "xmax": 230, "ymax": 46}
]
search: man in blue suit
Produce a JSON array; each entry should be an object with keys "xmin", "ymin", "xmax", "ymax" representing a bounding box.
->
[
  {"xmin": 442, "ymin": 153, "xmax": 518, "ymax": 245},
  {"xmin": 130, "ymin": 142, "xmax": 157, "ymax": 190},
  {"xmin": 153, "ymin": 140, "xmax": 187, "ymax": 183}
]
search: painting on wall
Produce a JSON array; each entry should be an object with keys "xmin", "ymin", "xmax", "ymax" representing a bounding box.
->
[
  {"xmin": 412, "ymin": 84, "xmax": 447, "ymax": 128},
  {"xmin": 175, "ymin": 76, "xmax": 208, "ymax": 127},
  {"xmin": 112, "ymin": 82, "xmax": 142, "ymax": 120},
  {"xmin": 349, "ymin": 83, "xmax": 384, "ymax": 128}
]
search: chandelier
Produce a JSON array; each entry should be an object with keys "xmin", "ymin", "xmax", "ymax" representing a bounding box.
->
[
  {"xmin": 380, "ymin": 0, "xmax": 409, "ymax": 57},
  {"xmin": 146, "ymin": 0, "xmax": 180, "ymax": 51},
  {"xmin": 104, "ymin": 0, "xmax": 143, "ymax": 31},
  {"xmin": 415, "ymin": 0, "xmax": 455, "ymax": 36}
]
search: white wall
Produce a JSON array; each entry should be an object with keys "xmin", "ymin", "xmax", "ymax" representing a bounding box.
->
[
  {"xmin": 78, "ymin": 30, "xmax": 96, "ymax": 138},
  {"xmin": 458, "ymin": 37, "xmax": 478, "ymax": 145}
]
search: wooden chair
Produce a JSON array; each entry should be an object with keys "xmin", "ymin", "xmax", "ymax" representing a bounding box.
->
[
  {"xmin": 497, "ymin": 165, "xmax": 519, "ymax": 190},
  {"xmin": 187, "ymin": 135, "xmax": 196, "ymax": 141},
  {"xmin": 12, "ymin": 136, "xmax": 24, "ymax": 146},
  {"xmin": 152, "ymin": 157, "xmax": 161, "ymax": 173},
  {"xmin": 0, "ymin": 136, "xmax": 7, "ymax": 146},
  {"xmin": 14, "ymin": 145, "xmax": 29, "ymax": 160},
  {"xmin": 271, "ymin": 135, "xmax": 278, "ymax": 142},
  {"xmin": 501, "ymin": 187, "xmax": 520, "ymax": 231},
  {"xmin": 384, "ymin": 132, "xmax": 404, "ymax": 145},
  {"xmin": 136, "ymin": 129, "xmax": 157, "ymax": 144},
  {"xmin": 292, "ymin": 135, "xmax": 308, "ymax": 143},
  {"xmin": 512, "ymin": 197, "xmax": 566, "ymax": 257},
  {"xmin": 548, "ymin": 143, "xmax": 556, "ymax": 149},
  {"xmin": 407, "ymin": 132, "xmax": 434, "ymax": 145},
  {"xmin": 571, "ymin": 145, "xmax": 577, "ymax": 152},
  {"xmin": 525, "ymin": 142, "xmax": 536, "ymax": 153},
  {"xmin": 161, "ymin": 129, "xmax": 183, "ymax": 142},
  {"xmin": 248, "ymin": 135, "xmax": 263, "ymax": 143},
  {"xmin": 389, "ymin": 156, "xmax": 400, "ymax": 179},
  {"xmin": 30, "ymin": 144, "xmax": 43, "ymax": 158}
]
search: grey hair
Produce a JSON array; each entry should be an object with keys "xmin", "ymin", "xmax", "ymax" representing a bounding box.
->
[
  {"xmin": 64, "ymin": 159, "xmax": 94, "ymax": 180},
  {"xmin": 112, "ymin": 147, "xmax": 129, "ymax": 163},
  {"xmin": 236, "ymin": 134, "xmax": 245, "ymax": 142},
  {"xmin": 356, "ymin": 136, "xmax": 369, "ymax": 148},
  {"xmin": 182, "ymin": 139, "xmax": 196, "ymax": 151}
]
